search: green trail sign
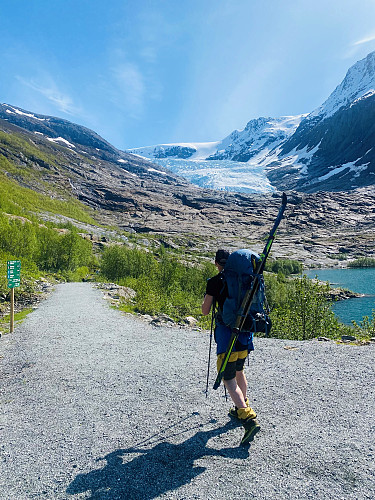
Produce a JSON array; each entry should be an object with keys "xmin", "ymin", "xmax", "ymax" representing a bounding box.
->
[
  {"xmin": 8, "ymin": 279, "xmax": 21, "ymax": 288},
  {"xmin": 7, "ymin": 260, "xmax": 21, "ymax": 333},
  {"xmin": 7, "ymin": 260, "xmax": 21, "ymax": 289}
]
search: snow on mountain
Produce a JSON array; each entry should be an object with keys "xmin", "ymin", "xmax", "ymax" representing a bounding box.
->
[
  {"xmin": 128, "ymin": 142, "xmax": 220, "ymax": 161},
  {"xmin": 133, "ymin": 50, "xmax": 375, "ymax": 194},
  {"xmin": 308, "ymin": 51, "xmax": 375, "ymax": 121},
  {"xmin": 47, "ymin": 136, "xmax": 76, "ymax": 148},
  {"xmin": 207, "ymin": 115, "xmax": 305, "ymax": 162},
  {"xmin": 129, "ymin": 116, "xmax": 303, "ymax": 163},
  {"xmin": 272, "ymin": 50, "xmax": 375, "ymax": 192},
  {"xmin": 4, "ymin": 104, "xmax": 46, "ymax": 121},
  {"xmin": 0, "ymin": 103, "xmax": 122, "ymax": 156}
]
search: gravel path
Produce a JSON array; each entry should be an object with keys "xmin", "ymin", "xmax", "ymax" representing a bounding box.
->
[{"xmin": 0, "ymin": 282, "xmax": 374, "ymax": 499}]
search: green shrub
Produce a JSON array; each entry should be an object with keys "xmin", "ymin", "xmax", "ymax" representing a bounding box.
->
[
  {"xmin": 265, "ymin": 258, "xmax": 303, "ymax": 276},
  {"xmin": 268, "ymin": 275, "xmax": 350, "ymax": 340},
  {"xmin": 263, "ymin": 272, "xmax": 290, "ymax": 310},
  {"xmin": 352, "ymin": 310, "xmax": 375, "ymax": 338},
  {"xmin": 0, "ymin": 214, "xmax": 93, "ymax": 274},
  {"xmin": 63, "ymin": 266, "xmax": 90, "ymax": 282},
  {"xmin": 348, "ymin": 257, "xmax": 375, "ymax": 268},
  {"xmin": 100, "ymin": 245, "xmax": 215, "ymax": 322},
  {"xmin": 100, "ymin": 246, "xmax": 359, "ymax": 338}
]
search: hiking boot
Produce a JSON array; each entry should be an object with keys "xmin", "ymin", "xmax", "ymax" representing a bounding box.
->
[
  {"xmin": 228, "ymin": 407, "xmax": 240, "ymax": 418},
  {"xmin": 241, "ymin": 418, "xmax": 261, "ymax": 445},
  {"xmin": 229, "ymin": 400, "xmax": 256, "ymax": 420}
]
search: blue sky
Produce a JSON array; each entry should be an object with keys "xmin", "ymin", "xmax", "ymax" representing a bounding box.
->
[{"xmin": 1, "ymin": 0, "xmax": 375, "ymax": 149}]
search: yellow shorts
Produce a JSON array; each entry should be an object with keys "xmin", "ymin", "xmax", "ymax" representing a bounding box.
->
[{"xmin": 217, "ymin": 349, "xmax": 248, "ymax": 379}]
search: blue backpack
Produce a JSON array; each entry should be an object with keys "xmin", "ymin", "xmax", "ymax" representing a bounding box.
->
[{"xmin": 221, "ymin": 249, "xmax": 271, "ymax": 334}]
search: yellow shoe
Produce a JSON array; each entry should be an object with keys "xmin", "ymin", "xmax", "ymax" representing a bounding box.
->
[
  {"xmin": 229, "ymin": 398, "xmax": 251, "ymax": 418},
  {"xmin": 237, "ymin": 406, "xmax": 257, "ymax": 421}
]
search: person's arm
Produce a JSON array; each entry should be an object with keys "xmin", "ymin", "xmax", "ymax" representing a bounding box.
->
[{"xmin": 202, "ymin": 294, "xmax": 214, "ymax": 316}]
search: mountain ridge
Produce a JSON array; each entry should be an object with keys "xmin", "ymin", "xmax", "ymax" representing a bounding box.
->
[{"xmin": 128, "ymin": 51, "xmax": 375, "ymax": 194}]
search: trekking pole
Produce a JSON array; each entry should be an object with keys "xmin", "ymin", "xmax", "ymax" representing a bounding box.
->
[{"xmin": 205, "ymin": 298, "xmax": 216, "ymax": 398}]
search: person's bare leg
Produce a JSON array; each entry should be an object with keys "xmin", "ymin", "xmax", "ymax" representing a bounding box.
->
[
  {"xmin": 226, "ymin": 374, "xmax": 257, "ymax": 421},
  {"xmin": 235, "ymin": 370, "xmax": 247, "ymax": 401},
  {"xmin": 223, "ymin": 378, "xmax": 247, "ymax": 408}
]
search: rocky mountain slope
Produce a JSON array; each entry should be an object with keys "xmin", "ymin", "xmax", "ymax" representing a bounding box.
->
[
  {"xmin": 129, "ymin": 51, "xmax": 375, "ymax": 194},
  {"xmin": 1, "ymin": 102, "xmax": 375, "ymax": 268},
  {"xmin": 270, "ymin": 51, "xmax": 375, "ymax": 192}
]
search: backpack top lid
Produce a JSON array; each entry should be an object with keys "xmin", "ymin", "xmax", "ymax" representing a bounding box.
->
[{"xmin": 224, "ymin": 249, "xmax": 260, "ymax": 275}]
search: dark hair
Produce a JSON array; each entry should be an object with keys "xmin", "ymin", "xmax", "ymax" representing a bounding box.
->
[{"xmin": 215, "ymin": 249, "xmax": 230, "ymax": 266}]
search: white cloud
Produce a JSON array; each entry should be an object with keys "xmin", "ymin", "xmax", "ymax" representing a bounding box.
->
[
  {"xmin": 16, "ymin": 75, "xmax": 80, "ymax": 115},
  {"xmin": 343, "ymin": 32, "xmax": 375, "ymax": 59},
  {"xmin": 353, "ymin": 33, "xmax": 375, "ymax": 46}
]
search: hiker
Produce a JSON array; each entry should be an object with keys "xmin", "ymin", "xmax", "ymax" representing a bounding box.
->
[{"xmin": 202, "ymin": 249, "xmax": 257, "ymax": 429}]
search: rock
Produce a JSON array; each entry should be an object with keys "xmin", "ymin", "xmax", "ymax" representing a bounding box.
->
[
  {"xmin": 317, "ymin": 337, "xmax": 331, "ymax": 342},
  {"xmin": 183, "ymin": 316, "xmax": 198, "ymax": 327},
  {"xmin": 150, "ymin": 314, "xmax": 175, "ymax": 327},
  {"xmin": 370, "ymin": 337, "xmax": 375, "ymax": 343},
  {"xmin": 159, "ymin": 239, "xmax": 179, "ymax": 250},
  {"xmin": 3, "ymin": 213, "xmax": 32, "ymax": 224},
  {"xmin": 140, "ymin": 314, "xmax": 154, "ymax": 323},
  {"xmin": 115, "ymin": 287, "xmax": 136, "ymax": 300},
  {"xmin": 97, "ymin": 283, "xmax": 119, "ymax": 290},
  {"xmin": 150, "ymin": 318, "xmax": 163, "ymax": 327},
  {"xmin": 341, "ymin": 335, "xmax": 357, "ymax": 342},
  {"xmin": 327, "ymin": 288, "xmax": 362, "ymax": 301},
  {"xmin": 158, "ymin": 314, "xmax": 174, "ymax": 323}
]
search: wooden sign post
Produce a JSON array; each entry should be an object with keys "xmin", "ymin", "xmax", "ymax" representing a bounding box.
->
[
  {"xmin": 7, "ymin": 260, "xmax": 21, "ymax": 333},
  {"xmin": 10, "ymin": 288, "xmax": 15, "ymax": 333}
]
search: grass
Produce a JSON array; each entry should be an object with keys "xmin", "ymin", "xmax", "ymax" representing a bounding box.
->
[
  {"xmin": 0, "ymin": 130, "xmax": 58, "ymax": 167},
  {"xmin": 0, "ymin": 129, "xmax": 99, "ymax": 225},
  {"xmin": 0, "ymin": 307, "xmax": 34, "ymax": 334},
  {"xmin": 0, "ymin": 171, "xmax": 97, "ymax": 224}
]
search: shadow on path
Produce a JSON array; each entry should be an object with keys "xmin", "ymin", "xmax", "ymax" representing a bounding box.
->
[{"xmin": 67, "ymin": 418, "xmax": 250, "ymax": 499}]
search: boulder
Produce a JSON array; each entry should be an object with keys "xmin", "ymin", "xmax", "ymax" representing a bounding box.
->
[
  {"xmin": 183, "ymin": 316, "xmax": 198, "ymax": 327},
  {"xmin": 150, "ymin": 314, "xmax": 175, "ymax": 327},
  {"xmin": 341, "ymin": 335, "xmax": 357, "ymax": 342}
]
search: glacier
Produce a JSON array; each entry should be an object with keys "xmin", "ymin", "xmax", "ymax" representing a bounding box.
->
[
  {"xmin": 128, "ymin": 115, "xmax": 305, "ymax": 193},
  {"xmin": 147, "ymin": 157, "xmax": 276, "ymax": 193}
]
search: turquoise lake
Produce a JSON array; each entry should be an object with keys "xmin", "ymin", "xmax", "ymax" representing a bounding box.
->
[{"xmin": 305, "ymin": 268, "xmax": 375, "ymax": 325}]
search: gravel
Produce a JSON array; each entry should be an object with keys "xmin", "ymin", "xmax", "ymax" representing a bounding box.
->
[{"xmin": 0, "ymin": 282, "xmax": 374, "ymax": 499}]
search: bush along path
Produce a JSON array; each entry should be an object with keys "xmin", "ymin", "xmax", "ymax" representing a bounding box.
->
[{"xmin": 0, "ymin": 282, "xmax": 374, "ymax": 499}]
